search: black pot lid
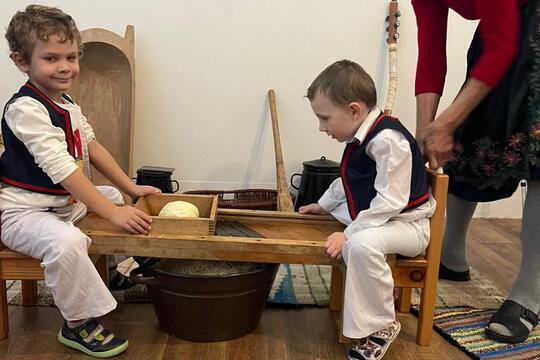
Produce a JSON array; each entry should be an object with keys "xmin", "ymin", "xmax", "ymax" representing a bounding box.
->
[
  {"xmin": 303, "ymin": 156, "xmax": 340, "ymax": 172},
  {"xmin": 137, "ymin": 166, "xmax": 175, "ymax": 175}
]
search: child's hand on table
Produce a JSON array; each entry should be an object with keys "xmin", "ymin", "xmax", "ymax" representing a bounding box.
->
[
  {"xmin": 129, "ymin": 185, "xmax": 161, "ymax": 200},
  {"xmin": 298, "ymin": 203, "xmax": 328, "ymax": 215},
  {"xmin": 324, "ymin": 232, "xmax": 346, "ymax": 260},
  {"xmin": 109, "ymin": 206, "xmax": 153, "ymax": 234}
]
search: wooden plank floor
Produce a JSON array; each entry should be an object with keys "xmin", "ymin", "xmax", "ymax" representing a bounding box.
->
[{"xmin": 0, "ymin": 219, "xmax": 522, "ymax": 359}]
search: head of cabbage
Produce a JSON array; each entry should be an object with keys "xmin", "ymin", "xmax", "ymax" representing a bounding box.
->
[{"xmin": 158, "ymin": 201, "xmax": 200, "ymax": 218}]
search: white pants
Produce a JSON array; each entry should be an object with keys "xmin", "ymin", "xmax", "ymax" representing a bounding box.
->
[
  {"xmin": 0, "ymin": 186, "xmax": 122, "ymax": 321},
  {"xmin": 341, "ymin": 218, "xmax": 430, "ymax": 339}
]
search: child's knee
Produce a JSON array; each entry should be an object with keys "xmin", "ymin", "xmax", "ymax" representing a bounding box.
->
[
  {"xmin": 45, "ymin": 228, "xmax": 89, "ymax": 262},
  {"xmin": 344, "ymin": 231, "xmax": 382, "ymax": 261},
  {"xmin": 65, "ymin": 228, "xmax": 90, "ymax": 251}
]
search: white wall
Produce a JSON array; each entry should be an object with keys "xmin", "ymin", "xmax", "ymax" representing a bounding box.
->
[{"xmin": 0, "ymin": 0, "xmax": 523, "ymax": 218}]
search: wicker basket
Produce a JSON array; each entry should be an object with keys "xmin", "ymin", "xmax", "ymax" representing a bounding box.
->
[{"xmin": 183, "ymin": 189, "xmax": 295, "ymax": 211}]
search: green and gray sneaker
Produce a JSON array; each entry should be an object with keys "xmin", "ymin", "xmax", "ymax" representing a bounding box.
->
[{"xmin": 58, "ymin": 319, "xmax": 129, "ymax": 358}]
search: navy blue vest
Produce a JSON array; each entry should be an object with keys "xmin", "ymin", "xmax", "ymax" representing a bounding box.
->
[
  {"xmin": 340, "ymin": 113, "xmax": 429, "ymax": 220},
  {"xmin": 0, "ymin": 82, "xmax": 76, "ymax": 195}
]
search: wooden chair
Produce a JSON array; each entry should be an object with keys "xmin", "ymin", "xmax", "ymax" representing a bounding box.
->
[
  {"xmin": 328, "ymin": 168, "xmax": 448, "ymax": 346},
  {"xmin": 0, "ymin": 26, "xmax": 136, "ymax": 340}
]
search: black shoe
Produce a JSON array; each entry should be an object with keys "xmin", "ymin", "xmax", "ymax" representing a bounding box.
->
[
  {"xmin": 109, "ymin": 271, "xmax": 136, "ymax": 291},
  {"xmin": 133, "ymin": 256, "xmax": 161, "ymax": 267},
  {"xmin": 438, "ymin": 263, "xmax": 470, "ymax": 282},
  {"xmin": 485, "ymin": 299, "xmax": 539, "ymax": 344}
]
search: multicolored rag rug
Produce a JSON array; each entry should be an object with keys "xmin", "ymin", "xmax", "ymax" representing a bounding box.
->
[
  {"xmin": 6, "ymin": 263, "xmax": 333, "ymax": 307},
  {"xmin": 267, "ymin": 263, "xmax": 331, "ymax": 306},
  {"xmin": 412, "ymin": 306, "xmax": 540, "ymax": 360},
  {"xmin": 6, "ymin": 265, "xmax": 504, "ymax": 309}
]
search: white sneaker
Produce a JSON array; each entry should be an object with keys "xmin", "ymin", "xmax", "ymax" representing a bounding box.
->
[{"xmin": 348, "ymin": 321, "xmax": 401, "ymax": 360}]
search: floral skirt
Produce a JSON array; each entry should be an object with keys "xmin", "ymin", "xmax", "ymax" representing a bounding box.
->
[{"xmin": 445, "ymin": 0, "xmax": 540, "ymax": 202}]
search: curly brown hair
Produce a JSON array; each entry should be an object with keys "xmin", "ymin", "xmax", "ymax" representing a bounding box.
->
[{"xmin": 5, "ymin": 5, "xmax": 82, "ymax": 64}]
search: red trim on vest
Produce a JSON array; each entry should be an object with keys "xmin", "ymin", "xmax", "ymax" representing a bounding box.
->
[
  {"xmin": 340, "ymin": 140, "xmax": 360, "ymax": 219},
  {"xmin": 405, "ymin": 192, "xmax": 429, "ymax": 210},
  {"xmin": 73, "ymin": 129, "xmax": 82, "ymax": 158},
  {"xmin": 366, "ymin": 113, "xmax": 396, "ymax": 137},
  {"xmin": 0, "ymin": 176, "xmax": 69, "ymax": 195},
  {"xmin": 23, "ymin": 82, "xmax": 75, "ymax": 157},
  {"xmin": 341, "ymin": 113, "xmax": 387, "ymax": 219},
  {"xmin": 340, "ymin": 113, "xmax": 427, "ymax": 219}
]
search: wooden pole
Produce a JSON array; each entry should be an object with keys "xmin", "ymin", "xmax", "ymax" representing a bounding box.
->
[
  {"xmin": 384, "ymin": 1, "xmax": 400, "ymax": 115},
  {"xmin": 268, "ymin": 89, "xmax": 294, "ymax": 212}
]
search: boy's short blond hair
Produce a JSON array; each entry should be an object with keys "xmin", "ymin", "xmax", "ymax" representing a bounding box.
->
[
  {"xmin": 5, "ymin": 5, "xmax": 82, "ymax": 64},
  {"xmin": 307, "ymin": 60, "xmax": 377, "ymax": 109}
]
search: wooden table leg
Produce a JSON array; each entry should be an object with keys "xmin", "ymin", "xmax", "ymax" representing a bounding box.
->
[
  {"xmin": 21, "ymin": 280, "xmax": 38, "ymax": 306},
  {"xmin": 92, "ymin": 255, "xmax": 110, "ymax": 287},
  {"xmin": 329, "ymin": 265, "xmax": 344, "ymax": 312},
  {"xmin": 0, "ymin": 279, "xmax": 9, "ymax": 339}
]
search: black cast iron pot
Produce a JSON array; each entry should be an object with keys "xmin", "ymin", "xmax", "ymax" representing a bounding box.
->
[
  {"xmin": 290, "ymin": 156, "xmax": 340, "ymax": 211},
  {"xmin": 135, "ymin": 166, "xmax": 179, "ymax": 193}
]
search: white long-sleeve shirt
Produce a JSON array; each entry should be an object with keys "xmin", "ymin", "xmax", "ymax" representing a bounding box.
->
[
  {"xmin": 0, "ymin": 95, "xmax": 95, "ymax": 210},
  {"xmin": 318, "ymin": 108, "xmax": 436, "ymax": 240}
]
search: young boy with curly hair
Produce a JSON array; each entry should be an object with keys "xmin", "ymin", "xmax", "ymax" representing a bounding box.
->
[{"xmin": 1, "ymin": 5, "xmax": 160, "ymax": 357}]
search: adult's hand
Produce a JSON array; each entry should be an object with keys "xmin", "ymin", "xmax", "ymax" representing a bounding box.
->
[
  {"xmin": 417, "ymin": 113, "xmax": 456, "ymax": 169},
  {"xmin": 416, "ymin": 79, "xmax": 492, "ymax": 169}
]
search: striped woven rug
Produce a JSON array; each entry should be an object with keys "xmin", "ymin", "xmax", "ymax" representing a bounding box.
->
[
  {"xmin": 267, "ymin": 263, "xmax": 331, "ymax": 306},
  {"xmin": 6, "ymin": 263, "xmax": 333, "ymax": 307},
  {"xmin": 421, "ymin": 306, "xmax": 540, "ymax": 359}
]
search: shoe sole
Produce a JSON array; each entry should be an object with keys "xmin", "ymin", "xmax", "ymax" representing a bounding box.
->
[
  {"xmin": 58, "ymin": 331, "xmax": 129, "ymax": 358},
  {"xmin": 439, "ymin": 264, "xmax": 471, "ymax": 282},
  {"xmin": 439, "ymin": 274, "xmax": 470, "ymax": 282},
  {"xmin": 485, "ymin": 327, "xmax": 528, "ymax": 344}
]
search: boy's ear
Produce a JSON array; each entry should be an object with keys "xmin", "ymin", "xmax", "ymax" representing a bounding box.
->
[
  {"xmin": 11, "ymin": 52, "xmax": 30, "ymax": 73},
  {"xmin": 348, "ymin": 102, "xmax": 367, "ymax": 118}
]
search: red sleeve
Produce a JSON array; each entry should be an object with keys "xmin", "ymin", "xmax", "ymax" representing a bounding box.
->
[
  {"xmin": 469, "ymin": 0, "xmax": 520, "ymax": 87},
  {"xmin": 412, "ymin": 0, "xmax": 449, "ymax": 96}
]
